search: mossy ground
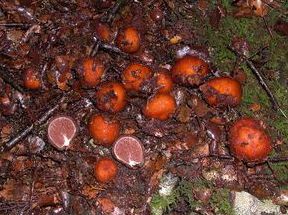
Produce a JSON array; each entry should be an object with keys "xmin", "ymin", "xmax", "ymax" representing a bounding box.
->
[
  {"xmin": 151, "ymin": 179, "xmax": 234, "ymax": 215},
  {"xmin": 151, "ymin": 1, "xmax": 288, "ymax": 214}
]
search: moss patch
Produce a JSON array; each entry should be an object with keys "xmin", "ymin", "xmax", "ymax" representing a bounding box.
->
[
  {"xmin": 151, "ymin": 1, "xmax": 288, "ymax": 213},
  {"xmin": 150, "ymin": 179, "xmax": 234, "ymax": 215}
]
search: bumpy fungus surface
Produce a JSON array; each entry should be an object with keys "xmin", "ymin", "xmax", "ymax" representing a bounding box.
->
[
  {"xmin": 116, "ymin": 27, "xmax": 140, "ymax": 53},
  {"xmin": 143, "ymin": 93, "xmax": 176, "ymax": 120},
  {"xmin": 229, "ymin": 117, "xmax": 272, "ymax": 162},
  {"xmin": 96, "ymin": 82, "xmax": 127, "ymax": 112},
  {"xmin": 171, "ymin": 55, "xmax": 209, "ymax": 86},
  {"xmin": 200, "ymin": 77, "xmax": 242, "ymax": 107},
  {"xmin": 89, "ymin": 114, "xmax": 120, "ymax": 147},
  {"xmin": 122, "ymin": 63, "xmax": 152, "ymax": 92}
]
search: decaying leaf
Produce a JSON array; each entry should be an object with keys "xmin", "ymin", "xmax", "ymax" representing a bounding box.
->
[{"xmin": 234, "ymin": 0, "xmax": 280, "ymax": 17}]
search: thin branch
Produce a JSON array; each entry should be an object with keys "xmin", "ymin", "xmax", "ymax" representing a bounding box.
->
[
  {"xmin": 90, "ymin": 0, "xmax": 126, "ymax": 56},
  {"xmin": 0, "ymin": 94, "xmax": 68, "ymax": 153},
  {"xmin": 245, "ymin": 59, "xmax": 287, "ymax": 118},
  {"xmin": 229, "ymin": 46, "xmax": 287, "ymax": 119},
  {"xmin": 267, "ymin": 156, "xmax": 288, "ymax": 163},
  {"xmin": 0, "ymin": 23, "xmax": 31, "ymax": 29},
  {"xmin": 0, "ymin": 66, "xmax": 25, "ymax": 93},
  {"xmin": 262, "ymin": 17, "xmax": 273, "ymax": 39},
  {"xmin": 104, "ymin": 0, "xmax": 126, "ymax": 24}
]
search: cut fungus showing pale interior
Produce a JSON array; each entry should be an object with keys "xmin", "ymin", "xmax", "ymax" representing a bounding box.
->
[
  {"xmin": 47, "ymin": 116, "xmax": 77, "ymax": 150},
  {"xmin": 112, "ymin": 136, "xmax": 144, "ymax": 168}
]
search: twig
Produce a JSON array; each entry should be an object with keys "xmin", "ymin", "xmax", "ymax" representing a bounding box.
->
[
  {"xmin": 247, "ymin": 46, "xmax": 269, "ymax": 60},
  {"xmin": 0, "ymin": 23, "xmax": 32, "ymax": 29},
  {"xmin": 262, "ymin": 17, "xmax": 273, "ymax": 39},
  {"xmin": 229, "ymin": 46, "xmax": 287, "ymax": 119},
  {"xmin": 245, "ymin": 59, "xmax": 287, "ymax": 118},
  {"xmin": 90, "ymin": 0, "xmax": 126, "ymax": 56},
  {"xmin": 100, "ymin": 42, "xmax": 129, "ymax": 56},
  {"xmin": 91, "ymin": 39, "xmax": 141, "ymax": 60},
  {"xmin": 104, "ymin": 0, "xmax": 126, "ymax": 24},
  {"xmin": 89, "ymin": 38, "xmax": 100, "ymax": 57},
  {"xmin": 267, "ymin": 156, "xmax": 288, "ymax": 163},
  {"xmin": 0, "ymin": 95, "xmax": 68, "ymax": 153},
  {"xmin": 0, "ymin": 66, "xmax": 25, "ymax": 93}
]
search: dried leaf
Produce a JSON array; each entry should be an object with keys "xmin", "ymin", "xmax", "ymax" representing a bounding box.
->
[{"xmin": 234, "ymin": 0, "xmax": 270, "ymax": 17}]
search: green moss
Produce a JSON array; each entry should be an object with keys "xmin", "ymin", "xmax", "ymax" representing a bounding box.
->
[
  {"xmin": 150, "ymin": 179, "xmax": 234, "ymax": 215},
  {"xmin": 150, "ymin": 191, "xmax": 179, "ymax": 215},
  {"xmin": 151, "ymin": 1, "xmax": 288, "ymax": 213},
  {"xmin": 177, "ymin": 179, "xmax": 210, "ymax": 209},
  {"xmin": 150, "ymin": 180, "xmax": 201, "ymax": 215},
  {"xmin": 202, "ymin": 2, "xmax": 288, "ymax": 142},
  {"xmin": 211, "ymin": 188, "xmax": 235, "ymax": 215},
  {"xmin": 269, "ymin": 162, "xmax": 288, "ymax": 188}
]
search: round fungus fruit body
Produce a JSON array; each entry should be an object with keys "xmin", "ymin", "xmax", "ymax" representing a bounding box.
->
[
  {"xmin": 80, "ymin": 58, "xmax": 105, "ymax": 88},
  {"xmin": 228, "ymin": 117, "xmax": 272, "ymax": 162},
  {"xmin": 95, "ymin": 22, "xmax": 112, "ymax": 42},
  {"xmin": 116, "ymin": 26, "xmax": 140, "ymax": 53},
  {"xmin": 23, "ymin": 68, "xmax": 41, "ymax": 90},
  {"xmin": 155, "ymin": 71, "xmax": 173, "ymax": 93},
  {"xmin": 47, "ymin": 116, "xmax": 77, "ymax": 150},
  {"xmin": 171, "ymin": 55, "xmax": 209, "ymax": 86},
  {"xmin": 89, "ymin": 114, "xmax": 120, "ymax": 147},
  {"xmin": 200, "ymin": 77, "xmax": 242, "ymax": 107},
  {"xmin": 96, "ymin": 82, "xmax": 127, "ymax": 112},
  {"xmin": 112, "ymin": 136, "xmax": 144, "ymax": 169},
  {"xmin": 122, "ymin": 63, "xmax": 152, "ymax": 92},
  {"xmin": 143, "ymin": 92, "xmax": 176, "ymax": 120},
  {"xmin": 94, "ymin": 157, "xmax": 118, "ymax": 183}
]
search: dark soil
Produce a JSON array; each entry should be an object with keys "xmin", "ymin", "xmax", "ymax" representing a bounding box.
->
[{"xmin": 0, "ymin": 1, "xmax": 287, "ymax": 215}]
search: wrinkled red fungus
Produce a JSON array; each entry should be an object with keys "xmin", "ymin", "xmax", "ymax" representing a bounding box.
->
[
  {"xmin": 122, "ymin": 63, "xmax": 152, "ymax": 92},
  {"xmin": 47, "ymin": 116, "xmax": 77, "ymax": 150},
  {"xmin": 171, "ymin": 55, "xmax": 209, "ymax": 86},
  {"xmin": 113, "ymin": 136, "xmax": 144, "ymax": 168},
  {"xmin": 143, "ymin": 93, "xmax": 176, "ymax": 120},
  {"xmin": 94, "ymin": 157, "xmax": 118, "ymax": 183},
  {"xmin": 23, "ymin": 68, "xmax": 41, "ymax": 90},
  {"xmin": 96, "ymin": 82, "xmax": 127, "ymax": 112},
  {"xmin": 229, "ymin": 117, "xmax": 272, "ymax": 162},
  {"xmin": 116, "ymin": 26, "xmax": 140, "ymax": 53},
  {"xmin": 79, "ymin": 58, "xmax": 105, "ymax": 88},
  {"xmin": 89, "ymin": 114, "xmax": 120, "ymax": 147},
  {"xmin": 200, "ymin": 77, "xmax": 242, "ymax": 107}
]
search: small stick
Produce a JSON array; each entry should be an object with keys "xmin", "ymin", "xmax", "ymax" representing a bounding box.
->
[
  {"xmin": 89, "ymin": 38, "xmax": 100, "ymax": 57},
  {"xmin": 100, "ymin": 42, "xmax": 129, "ymax": 56},
  {"xmin": 0, "ymin": 66, "xmax": 25, "ymax": 93},
  {"xmin": 90, "ymin": 0, "xmax": 126, "ymax": 56},
  {"xmin": 247, "ymin": 46, "xmax": 268, "ymax": 60},
  {"xmin": 229, "ymin": 47, "xmax": 287, "ymax": 119},
  {"xmin": 91, "ymin": 39, "xmax": 144, "ymax": 61},
  {"xmin": 105, "ymin": 0, "xmax": 126, "ymax": 24},
  {"xmin": 0, "ymin": 95, "xmax": 68, "ymax": 153},
  {"xmin": 0, "ymin": 23, "xmax": 31, "ymax": 29},
  {"xmin": 245, "ymin": 59, "xmax": 287, "ymax": 118},
  {"xmin": 262, "ymin": 17, "xmax": 273, "ymax": 39},
  {"xmin": 267, "ymin": 156, "xmax": 288, "ymax": 163}
]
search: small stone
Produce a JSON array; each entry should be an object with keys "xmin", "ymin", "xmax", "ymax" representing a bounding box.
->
[
  {"xmin": 233, "ymin": 191, "xmax": 281, "ymax": 215},
  {"xmin": 112, "ymin": 136, "xmax": 144, "ymax": 168},
  {"xmin": 47, "ymin": 116, "xmax": 77, "ymax": 150}
]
